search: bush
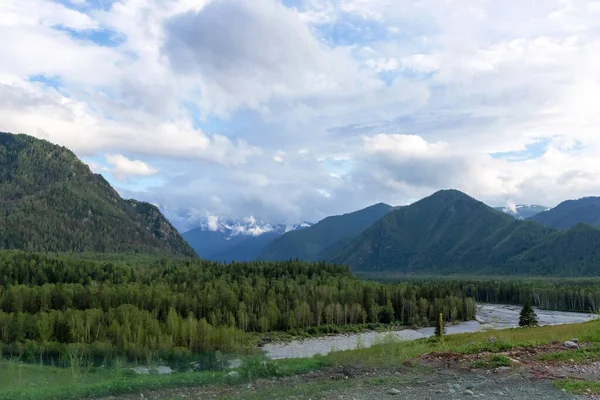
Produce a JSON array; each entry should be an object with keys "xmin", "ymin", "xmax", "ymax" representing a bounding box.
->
[
  {"xmin": 239, "ymin": 357, "xmax": 280, "ymax": 380},
  {"xmin": 306, "ymin": 327, "xmax": 319, "ymax": 335}
]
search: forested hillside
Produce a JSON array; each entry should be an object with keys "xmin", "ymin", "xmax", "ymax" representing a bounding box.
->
[
  {"xmin": 0, "ymin": 251, "xmax": 476, "ymax": 363},
  {"xmin": 529, "ymin": 197, "xmax": 600, "ymax": 229},
  {"xmin": 260, "ymin": 203, "xmax": 393, "ymax": 261},
  {"xmin": 332, "ymin": 190, "xmax": 600, "ymax": 275},
  {"xmin": 0, "ymin": 132, "xmax": 196, "ymax": 257}
]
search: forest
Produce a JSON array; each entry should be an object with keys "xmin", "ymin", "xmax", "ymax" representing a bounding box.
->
[
  {"xmin": 0, "ymin": 251, "xmax": 476, "ymax": 365},
  {"xmin": 4, "ymin": 250, "xmax": 600, "ymax": 368}
]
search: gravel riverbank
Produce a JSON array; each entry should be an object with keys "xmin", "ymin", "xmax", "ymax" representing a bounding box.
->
[{"xmin": 263, "ymin": 304, "xmax": 600, "ymax": 359}]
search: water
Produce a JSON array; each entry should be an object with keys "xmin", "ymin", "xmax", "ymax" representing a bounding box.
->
[{"xmin": 263, "ymin": 304, "xmax": 600, "ymax": 360}]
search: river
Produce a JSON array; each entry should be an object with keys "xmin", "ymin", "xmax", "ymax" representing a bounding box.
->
[{"xmin": 263, "ymin": 304, "xmax": 600, "ymax": 360}]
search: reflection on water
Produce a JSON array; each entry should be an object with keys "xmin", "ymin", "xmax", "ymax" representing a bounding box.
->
[{"xmin": 264, "ymin": 303, "xmax": 600, "ymax": 360}]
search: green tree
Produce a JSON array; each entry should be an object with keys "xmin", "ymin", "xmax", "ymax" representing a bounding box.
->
[
  {"xmin": 434, "ymin": 312, "xmax": 445, "ymax": 338},
  {"xmin": 519, "ymin": 300, "xmax": 538, "ymax": 327}
]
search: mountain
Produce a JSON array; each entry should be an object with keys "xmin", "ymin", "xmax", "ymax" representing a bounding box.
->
[
  {"xmin": 0, "ymin": 132, "xmax": 196, "ymax": 257},
  {"xmin": 494, "ymin": 204, "xmax": 549, "ymax": 219},
  {"xmin": 331, "ymin": 190, "xmax": 566, "ymax": 274},
  {"xmin": 528, "ymin": 197, "xmax": 600, "ymax": 229},
  {"xmin": 182, "ymin": 217, "xmax": 312, "ymax": 261},
  {"xmin": 508, "ymin": 223, "xmax": 600, "ymax": 276},
  {"xmin": 259, "ymin": 203, "xmax": 394, "ymax": 261}
]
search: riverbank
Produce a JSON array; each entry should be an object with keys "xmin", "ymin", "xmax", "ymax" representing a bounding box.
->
[
  {"xmin": 3, "ymin": 305, "xmax": 599, "ymax": 400},
  {"xmin": 262, "ymin": 303, "xmax": 600, "ymax": 359},
  {"xmin": 94, "ymin": 318, "xmax": 600, "ymax": 400}
]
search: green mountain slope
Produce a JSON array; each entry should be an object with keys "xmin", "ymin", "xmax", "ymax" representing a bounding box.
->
[
  {"xmin": 259, "ymin": 203, "xmax": 393, "ymax": 261},
  {"xmin": 331, "ymin": 190, "xmax": 563, "ymax": 274},
  {"xmin": 507, "ymin": 223, "xmax": 600, "ymax": 276},
  {"xmin": 529, "ymin": 197, "xmax": 600, "ymax": 229},
  {"xmin": 0, "ymin": 132, "xmax": 197, "ymax": 257}
]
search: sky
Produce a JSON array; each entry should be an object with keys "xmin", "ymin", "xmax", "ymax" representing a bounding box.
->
[{"xmin": 1, "ymin": 0, "xmax": 600, "ymax": 231}]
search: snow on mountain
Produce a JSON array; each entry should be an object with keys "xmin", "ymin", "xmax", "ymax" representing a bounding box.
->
[
  {"xmin": 182, "ymin": 216, "xmax": 313, "ymax": 262},
  {"xmin": 197, "ymin": 215, "xmax": 312, "ymax": 238}
]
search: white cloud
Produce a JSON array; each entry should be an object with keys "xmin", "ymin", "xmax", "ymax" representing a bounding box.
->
[
  {"xmin": 206, "ymin": 215, "xmax": 219, "ymax": 231},
  {"xmin": 105, "ymin": 154, "xmax": 158, "ymax": 180},
  {"xmin": 2, "ymin": 0, "xmax": 600, "ymax": 228},
  {"xmin": 363, "ymin": 134, "xmax": 447, "ymax": 158},
  {"xmin": 273, "ymin": 151, "xmax": 285, "ymax": 163}
]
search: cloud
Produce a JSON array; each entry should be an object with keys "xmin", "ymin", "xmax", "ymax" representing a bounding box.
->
[
  {"xmin": 504, "ymin": 200, "xmax": 518, "ymax": 214},
  {"xmin": 273, "ymin": 151, "xmax": 285, "ymax": 163},
  {"xmin": 0, "ymin": 80, "xmax": 259, "ymax": 165},
  {"xmin": 105, "ymin": 154, "xmax": 158, "ymax": 180},
  {"xmin": 162, "ymin": 0, "xmax": 384, "ymax": 117},
  {"xmin": 363, "ymin": 134, "xmax": 447, "ymax": 158},
  {"xmin": 3, "ymin": 0, "xmax": 600, "ymax": 230}
]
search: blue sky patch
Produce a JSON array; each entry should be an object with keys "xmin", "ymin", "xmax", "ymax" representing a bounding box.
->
[
  {"xmin": 315, "ymin": 17, "xmax": 391, "ymax": 47},
  {"xmin": 490, "ymin": 139, "xmax": 550, "ymax": 161},
  {"xmin": 322, "ymin": 158, "xmax": 353, "ymax": 177},
  {"xmin": 29, "ymin": 74, "xmax": 63, "ymax": 89},
  {"xmin": 50, "ymin": 0, "xmax": 118, "ymax": 11},
  {"xmin": 53, "ymin": 25, "xmax": 125, "ymax": 47}
]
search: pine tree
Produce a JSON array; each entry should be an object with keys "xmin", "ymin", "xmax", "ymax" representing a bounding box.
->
[
  {"xmin": 519, "ymin": 300, "xmax": 539, "ymax": 327},
  {"xmin": 434, "ymin": 312, "xmax": 446, "ymax": 338}
]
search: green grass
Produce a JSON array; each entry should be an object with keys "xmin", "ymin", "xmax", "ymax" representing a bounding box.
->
[
  {"xmin": 554, "ymin": 379, "xmax": 600, "ymax": 394},
  {"xmin": 537, "ymin": 344, "xmax": 600, "ymax": 363},
  {"xmin": 0, "ymin": 356, "xmax": 330, "ymax": 400},
  {"xmin": 3, "ymin": 319, "xmax": 600, "ymax": 399},
  {"xmin": 0, "ymin": 361, "xmax": 236, "ymax": 400},
  {"xmin": 470, "ymin": 354, "xmax": 513, "ymax": 369},
  {"xmin": 327, "ymin": 319, "xmax": 600, "ymax": 368}
]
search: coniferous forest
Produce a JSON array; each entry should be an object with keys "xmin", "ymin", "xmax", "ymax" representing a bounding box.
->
[{"xmin": 0, "ymin": 251, "xmax": 478, "ymax": 364}]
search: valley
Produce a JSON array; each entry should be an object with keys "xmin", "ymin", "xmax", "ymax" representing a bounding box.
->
[{"xmin": 2, "ymin": 132, "xmax": 600, "ymax": 399}]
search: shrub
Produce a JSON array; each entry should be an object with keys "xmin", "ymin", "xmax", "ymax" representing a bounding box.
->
[
  {"xmin": 306, "ymin": 327, "xmax": 319, "ymax": 335},
  {"xmin": 239, "ymin": 358, "xmax": 279, "ymax": 380}
]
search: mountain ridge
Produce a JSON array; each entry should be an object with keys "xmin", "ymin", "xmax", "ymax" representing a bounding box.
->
[
  {"xmin": 528, "ymin": 197, "xmax": 600, "ymax": 230},
  {"xmin": 182, "ymin": 217, "xmax": 313, "ymax": 261},
  {"xmin": 0, "ymin": 132, "xmax": 197, "ymax": 257},
  {"xmin": 494, "ymin": 204, "xmax": 549, "ymax": 219},
  {"xmin": 330, "ymin": 190, "xmax": 600, "ymax": 275},
  {"xmin": 259, "ymin": 202, "xmax": 394, "ymax": 262}
]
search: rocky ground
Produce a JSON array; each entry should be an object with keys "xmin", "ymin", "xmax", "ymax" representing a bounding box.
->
[{"xmin": 99, "ymin": 340, "xmax": 598, "ymax": 400}]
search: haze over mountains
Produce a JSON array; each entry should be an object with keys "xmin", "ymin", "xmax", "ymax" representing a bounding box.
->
[
  {"xmin": 182, "ymin": 217, "xmax": 312, "ymax": 262},
  {"xmin": 3, "ymin": 132, "xmax": 600, "ymax": 276},
  {"xmin": 259, "ymin": 203, "xmax": 394, "ymax": 262},
  {"xmin": 494, "ymin": 204, "xmax": 550, "ymax": 220}
]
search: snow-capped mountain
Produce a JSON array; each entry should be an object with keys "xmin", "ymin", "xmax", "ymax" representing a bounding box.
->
[
  {"xmin": 182, "ymin": 216, "xmax": 313, "ymax": 262},
  {"xmin": 197, "ymin": 215, "xmax": 313, "ymax": 238},
  {"xmin": 494, "ymin": 203, "xmax": 550, "ymax": 220}
]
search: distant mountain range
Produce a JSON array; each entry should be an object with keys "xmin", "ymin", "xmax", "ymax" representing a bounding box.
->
[
  {"xmin": 182, "ymin": 194, "xmax": 600, "ymax": 276},
  {"xmin": 494, "ymin": 204, "xmax": 550, "ymax": 219},
  {"xmin": 332, "ymin": 190, "xmax": 600, "ymax": 276},
  {"xmin": 5, "ymin": 131, "xmax": 600, "ymax": 276},
  {"xmin": 182, "ymin": 217, "xmax": 312, "ymax": 261},
  {"xmin": 0, "ymin": 132, "xmax": 196, "ymax": 257},
  {"xmin": 259, "ymin": 203, "xmax": 394, "ymax": 262},
  {"xmin": 529, "ymin": 197, "xmax": 600, "ymax": 229}
]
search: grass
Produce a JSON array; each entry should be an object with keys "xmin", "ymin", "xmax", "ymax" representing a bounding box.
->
[
  {"xmin": 537, "ymin": 343, "xmax": 600, "ymax": 363},
  {"xmin": 554, "ymin": 379, "xmax": 600, "ymax": 394},
  {"xmin": 3, "ymin": 319, "xmax": 600, "ymax": 399},
  {"xmin": 0, "ymin": 361, "xmax": 235, "ymax": 400},
  {"xmin": 0, "ymin": 356, "xmax": 330, "ymax": 400},
  {"xmin": 327, "ymin": 318, "xmax": 600, "ymax": 368},
  {"xmin": 470, "ymin": 354, "xmax": 513, "ymax": 369}
]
